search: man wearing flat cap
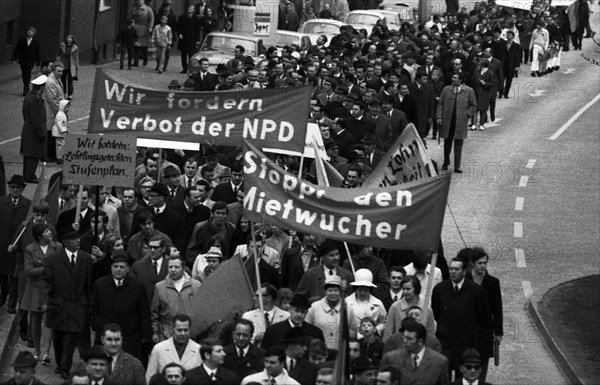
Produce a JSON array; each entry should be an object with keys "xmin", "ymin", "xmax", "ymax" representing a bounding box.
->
[
  {"xmin": 262, "ymin": 293, "xmax": 325, "ymax": 349},
  {"xmin": 83, "ymin": 345, "xmax": 124, "ymax": 385},
  {"xmin": 0, "ymin": 351, "xmax": 46, "ymax": 385},
  {"xmin": 349, "ymin": 356, "xmax": 377, "ymax": 385},
  {"xmin": 40, "ymin": 229, "xmax": 94, "ymax": 380},
  {"xmin": 0, "ymin": 175, "xmax": 31, "ymax": 312},
  {"xmin": 89, "ymin": 250, "xmax": 151, "ymax": 359}
]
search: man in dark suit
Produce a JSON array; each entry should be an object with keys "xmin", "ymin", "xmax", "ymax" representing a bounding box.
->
[
  {"xmin": 407, "ymin": 70, "xmax": 435, "ymax": 139},
  {"xmin": 296, "ymin": 240, "xmax": 354, "ymax": 303},
  {"xmin": 344, "ymin": 101, "xmax": 376, "ymax": 141},
  {"xmin": 279, "ymin": 233, "xmax": 319, "ymax": 291},
  {"xmin": 379, "ymin": 321, "xmax": 449, "ymax": 385},
  {"xmin": 501, "ymin": 30, "xmax": 522, "ymax": 98},
  {"xmin": 366, "ymin": 100, "xmax": 392, "ymax": 152},
  {"xmin": 419, "ymin": 53, "xmax": 443, "ymax": 81},
  {"xmin": 397, "ymin": 83, "xmax": 416, "ymax": 125},
  {"xmin": 99, "ymin": 323, "xmax": 146, "ymax": 385},
  {"xmin": 444, "ymin": 58, "xmax": 472, "ymax": 88},
  {"xmin": 481, "ymin": 47, "xmax": 504, "ymax": 122},
  {"xmin": 431, "ymin": 257, "xmax": 491, "ymax": 379},
  {"xmin": 191, "ymin": 57, "xmax": 220, "ymax": 91},
  {"xmin": 40, "ymin": 230, "xmax": 94, "ymax": 380},
  {"xmin": 163, "ymin": 166, "xmax": 185, "ymax": 205},
  {"xmin": 185, "ymin": 338, "xmax": 240, "ymax": 384},
  {"xmin": 176, "ymin": 5, "xmax": 201, "ymax": 73},
  {"xmin": 169, "ymin": 187, "xmax": 211, "ymax": 252},
  {"xmin": 360, "ymin": 133, "xmax": 386, "ymax": 170},
  {"xmin": 280, "ymin": 328, "xmax": 320, "ymax": 385},
  {"xmin": 56, "ymin": 187, "xmax": 95, "ymax": 236},
  {"xmin": 89, "ymin": 251, "xmax": 152, "ymax": 359},
  {"xmin": 380, "ymin": 96, "xmax": 408, "ymax": 145},
  {"xmin": 211, "ymin": 161, "xmax": 243, "ymax": 204},
  {"xmin": 11, "ymin": 27, "xmax": 41, "ymax": 95},
  {"xmin": 223, "ymin": 319, "xmax": 265, "ymax": 379},
  {"xmin": 0, "ymin": 175, "xmax": 31, "ymax": 310},
  {"xmin": 262, "ymin": 294, "xmax": 325, "ymax": 349},
  {"xmin": 146, "ymin": 183, "xmax": 184, "ymax": 244},
  {"xmin": 130, "ymin": 236, "xmax": 169, "ymax": 303},
  {"xmin": 449, "ymin": 348, "xmax": 493, "ymax": 385},
  {"xmin": 330, "ymin": 118, "xmax": 358, "ymax": 159}
]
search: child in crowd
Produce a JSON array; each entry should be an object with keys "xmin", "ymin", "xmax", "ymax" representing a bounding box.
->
[
  {"xmin": 117, "ymin": 18, "xmax": 138, "ymax": 70},
  {"xmin": 152, "ymin": 15, "xmax": 173, "ymax": 74},
  {"xmin": 358, "ymin": 317, "xmax": 385, "ymax": 365},
  {"xmin": 52, "ymin": 99, "xmax": 70, "ymax": 164}
]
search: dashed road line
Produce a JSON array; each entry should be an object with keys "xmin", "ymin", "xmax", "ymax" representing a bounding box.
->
[
  {"xmin": 522, "ymin": 281, "xmax": 533, "ymax": 299},
  {"xmin": 515, "ymin": 248, "xmax": 527, "ymax": 268},
  {"xmin": 515, "ymin": 197, "xmax": 524, "ymax": 211},
  {"xmin": 525, "ymin": 159, "xmax": 537, "ymax": 169},
  {"xmin": 519, "ymin": 176, "xmax": 529, "ymax": 187},
  {"xmin": 549, "ymin": 93, "xmax": 600, "ymax": 140},
  {"xmin": 0, "ymin": 137, "xmax": 19, "ymax": 145},
  {"xmin": 514, "ymin": 222, "xmax": 523, "ymax": 238}
]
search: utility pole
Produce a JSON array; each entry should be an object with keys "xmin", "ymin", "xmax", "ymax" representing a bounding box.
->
[{"xmin": 419, "ymin": 0, "xmax": 433, "ymax": 24}]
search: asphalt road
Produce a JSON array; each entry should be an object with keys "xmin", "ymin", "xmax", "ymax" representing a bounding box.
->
[{"xmin": 1, "ymin": 8, "xmax": 599, "ymax": 384}]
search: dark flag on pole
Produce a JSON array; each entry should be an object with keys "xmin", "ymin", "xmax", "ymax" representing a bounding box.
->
[{"xmin": 333, "ymin": 297, "xmax": 350, "ymax": 384}]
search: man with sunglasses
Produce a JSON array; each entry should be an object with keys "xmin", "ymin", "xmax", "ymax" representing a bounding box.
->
[{"xmin": 450, "ymin": 349, "xmax": 492, "ymax": 385}]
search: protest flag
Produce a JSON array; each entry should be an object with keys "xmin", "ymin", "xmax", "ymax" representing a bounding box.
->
[
  {"xmin": 191, "ymin": 254, "xmax": 255, "ymax": 335},
  {"xmin": 44, "ymin": 177, "xmax": 61, "ymax": 225},
  {"xmin": 332, "ymin": 296, "xmax": 350, "ymax": 384},
  {"xmin": 363, "ymin": 123, "xmax": 437, "ymax": 188}
]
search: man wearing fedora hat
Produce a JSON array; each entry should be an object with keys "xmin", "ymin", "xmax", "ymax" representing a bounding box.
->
[
  {"xmin": 280, "ymin": 328, "xmax": 319, "ymax": 385},
  {"xmin": 83, "ymin": 345, "xmax": 123, "ymax": 385},
  {"xmin": 0, "ymin": 351, "xmax": 45, "ymax": 385},
  {"xmin": 261, "ymin": 293, "xmax": 324, "ymax": 349},
  {"xmin": 450, "ymin": 348, "xmax": 492, "ymax": 385},
  {"xmin": 0, "ymin": 175, "xmax": 31, "ymax": 311},
  {"xmin": 89, "ymin": 250, "xmax": 151, "ymax": 359},
  {"xmin": 40, "ymin": 228, "xmax": 94, "ymax": 380},
  {"xmin": 349, "ymin": 356, "xmax": 377, "ymax": 385},
  {"xmin": 162, "ymin": 166, "xmax": 185, "ymax": 205},
  {"xmin": 144, "ymin": 183, "xmax": 183, "ymax": 243}
]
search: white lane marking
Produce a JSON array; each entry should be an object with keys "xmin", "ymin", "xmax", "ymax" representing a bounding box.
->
[
  {"xmin": 561, "ymin": 68, "xmax": 575, "ymax": 74},
  {"xmin": 529, "ymin": 90, "xmax": 546, "ymax": 97},
  {"xmin": 519, "ymin": 176, "xmax": 529, "ymax": 187},
  {"xmin": 549, "ymin": 93, "xmax": 600, "ymax": 140},
  {"xmin": 526, "ymin": 159, "xmax": 536, "ymax": 169},
  {"xmin": 522, "ymin": 281, "xmax": 533, "ymax": 298},
  {"xmin": 0, "ymin": 137, "xmax": 19, "ymax": 145},
  {"xmin": 515, "ymin": 197, "xmax": 524, "ymax": 211},
  {"xmin": 514, "ymin": 222, "xmax": 523, "ymax": 238},
  {"xmin": 484, "ymin": 117, "xmax": 504, "ymax": 128},
  {"xmin": 71, "ymin": 115, "xmax": 89, "ymax": 123},
  {"xmin": 515, "ymin": 248, "xmax": 527, "ymax": 267}
]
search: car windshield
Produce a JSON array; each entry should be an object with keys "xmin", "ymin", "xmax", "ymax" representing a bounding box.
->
[
  {"xmin": 276, "ymin": 34, "xmax": 300, "ymax": 47},
  {"xmin": 346, "ymin": 14, "xmax": 381, "ymax": 26},
  {"xmin": 202, "ymin": 36, "xmax": 257, "ymax": 56},
  {"xmin": 380, "ymin": 12, "xmax": 400, "ymax": 29},
  {"xmin": 302, "ymin": 23, "xmax": 340, "ymax": 35}
]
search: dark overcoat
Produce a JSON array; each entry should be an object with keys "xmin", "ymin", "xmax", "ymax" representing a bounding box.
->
[
  {"xmin": 20, "ymin": 90, "xmax": 47, "ymax": 159},
  {"xmin": 0, "ymin": 195, "xmax": 31, "ymax": 275}
]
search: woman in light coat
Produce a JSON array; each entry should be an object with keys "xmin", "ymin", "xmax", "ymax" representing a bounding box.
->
[{"xmin": 55, "ymin": 34, "xmax": 79, "ymax": 99}]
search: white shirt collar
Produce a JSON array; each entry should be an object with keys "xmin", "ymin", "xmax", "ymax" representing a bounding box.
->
[
  {"xmin": 454, "ymin": 278, "xmax": 465, "ymax": 290},
  {"xmin": 202, "ymin": 363, "xmax": 217, "ymax": 377},
  {"xmin": 390, "ymin": 289, "xmax": 402, "ymax": 300},
  {"xmin": 323, "ymin": 266, "xmax": 337, "ymax": 276},
  {"xmin": 154, "ymin": 204, "xmax": 166, "ymax": 214},
  {"xmin": 462, "ymin": 379, "xmax": 479, "ymax": 385}
]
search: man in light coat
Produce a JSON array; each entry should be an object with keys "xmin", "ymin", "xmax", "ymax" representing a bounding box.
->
[
  {"xmin": 43, "ymin": 62, "xmax": 65, "ymax": 162},
  {"xmin": 436, "ymin": 72, "xmax": 476, "ymax": 174},
  {"xmin": 151, "ymin": 255, "xmax": 203, "ymax": 341}
]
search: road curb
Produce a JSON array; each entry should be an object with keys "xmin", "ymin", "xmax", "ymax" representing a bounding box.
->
[
  {"xmin": 0, "ymin": 313, "xmax": 19, "ymax": 369},
  {"xmin": 527, "ymin": 299, "xmax": 585, "ymax": 385}
]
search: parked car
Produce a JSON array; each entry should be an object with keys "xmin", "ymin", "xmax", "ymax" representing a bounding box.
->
[
  {"xmin": 188, "ymin": 32, "xmax": 266, "ymax": 74},
  {"xmin": 379, "ymin": 1, "xmax": 418, "ymax": 23},
  {"xmin": 275, "ymin": 30, "xmax": 313, "ymax": 51},
  {"xmin": 345, "ymin": 10, "xmax": 388, "ymax": 35},
  {"xmin": 299, "ymin": 18, "xmax": 344, "ymax": 45}
]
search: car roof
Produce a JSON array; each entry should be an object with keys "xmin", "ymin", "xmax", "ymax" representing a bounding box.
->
[
  {"xmin": 303, "ymin": 18, "xmax": 345, "ymax": 26},
  {"xmin": 204, "ymin": 32, "xmax": 263, "ymax": 42},
  {"xmin": 347, "ymin": 10, "xmax": 386, "ymax": 17}
]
